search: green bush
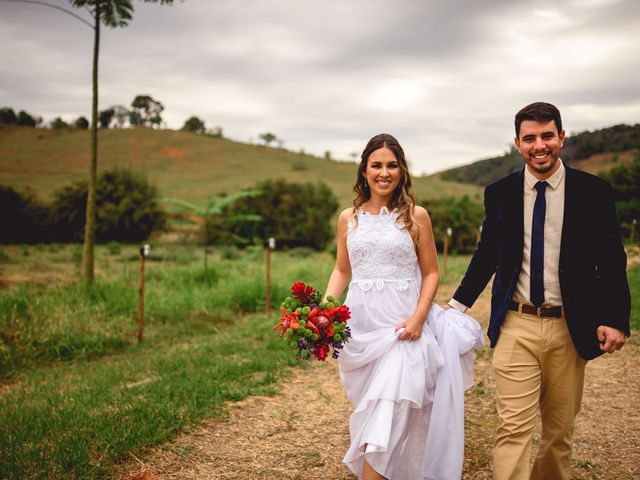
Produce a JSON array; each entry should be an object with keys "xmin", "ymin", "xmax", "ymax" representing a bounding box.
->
[
  {"xmin": 50, "ymin": 168, "xmax": 167, "ymax": 243},
  {"xmin": 420, "ymin": 195, "xmax": 484, "ymax": 254},
  {"xmin": 599, "ymin": 153, "xmax": 640, "ymax": 241},
  {"xmin": 216, "ymin": 179, "xmax": 339, "ymax": 250},
  {"xmin": 0, "ymin": 186, "xmax": 51, "ymax": 244}
]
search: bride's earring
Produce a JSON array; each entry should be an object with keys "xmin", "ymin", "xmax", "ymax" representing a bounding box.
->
[{"xmin": 364, "ymin": 179, "xmax": 369, "ymax": 189}]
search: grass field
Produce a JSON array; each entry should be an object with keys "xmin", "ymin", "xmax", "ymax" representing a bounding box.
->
[
  {"xmin": 0, "ymin": 245, "xmax": 637, "ymax": 479},
  {"xmin": 0, "ymin": 125, "xmax": 482, "ymax": 207},
  {"xmin": 0, "ymin": 243, "xmax": 335, "ymax": 479}
]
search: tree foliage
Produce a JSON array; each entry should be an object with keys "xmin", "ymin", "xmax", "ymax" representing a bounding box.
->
[
  {"xmin": 130, "ymin": 94, "xmax": 164, "ymax": 128},
  {"xmin": 99, "ymin": 107, "xmax": 115, "ymax": 128},
  {"xmin": 259, "ymin": 132, "xmax": 277, "ymax": 146},
  {"xmin": 182, "ymin": 116, "xmax": 206, "ymax": 134},
  {"xmin": 220, "ymin": 179, "xmax": 340, "ymax": 250},
  {"xmin": 419, "ymin": 195, "xmax": 485, "ymax": 254},
  {"xmin": 64, "ymin": 0, "xmax": 175, "ymax": 283},
  {"xmin": 75, "ymin": 116, "xmax": 90, "ymax": 129},
  {"xmin": 50, "ymin": 168, "xmax": 166, "ymax": 243},
  {"xmin": 0, "ymin": 186, "xmax": 51, "ymax": 244},
  {"xmin": 16, "ymin": 110, "xmax": 37, "ymax": 127},
  {"xmin": 0, "ymin": 107, "xmax": 17, "ymax": 125},
  {"xmin": 599, "ymin": 152, "xmax": 640, "ymax": 240},
  {"xmin": 50, "ymin": 117, "xmax": 70, "ymax": 129}
]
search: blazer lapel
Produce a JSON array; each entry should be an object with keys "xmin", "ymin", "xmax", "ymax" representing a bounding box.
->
[
  {"xmin": 510, "ymin": 169, "xmax": 525, "ymax": 262},
  {"xmin": 560, "ymin": 165, "xmax": 577, "ymax": 269}
]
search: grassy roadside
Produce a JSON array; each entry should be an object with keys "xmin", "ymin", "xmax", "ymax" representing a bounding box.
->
[{"xmin": 0, "ymin": 244, "xmax": 333, "ymax": 376}]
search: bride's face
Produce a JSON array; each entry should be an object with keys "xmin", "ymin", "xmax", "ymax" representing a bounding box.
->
[{"xmin": 363, "ymin": 146, "xmax": 402, "ymax": 198}]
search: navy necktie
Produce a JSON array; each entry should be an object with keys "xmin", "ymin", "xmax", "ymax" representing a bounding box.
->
[{"xmin": 530, "ymin": 181, "xmax": 548, "ymax": 307}]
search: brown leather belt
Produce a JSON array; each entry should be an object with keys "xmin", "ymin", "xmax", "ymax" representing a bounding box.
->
[{"xmin": 509, "ymin": 302, "xmax": 563, "ymax": 318}]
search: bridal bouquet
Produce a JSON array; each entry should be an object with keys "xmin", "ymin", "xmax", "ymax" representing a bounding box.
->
[{"xmin": 273, "ymin": 282, "xmax": 351, "ymax": 361}]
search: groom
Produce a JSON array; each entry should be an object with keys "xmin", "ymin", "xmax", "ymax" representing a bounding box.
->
[{"xmin": 447, "ymin": 102, "xmax": 631, "ymax": 479}]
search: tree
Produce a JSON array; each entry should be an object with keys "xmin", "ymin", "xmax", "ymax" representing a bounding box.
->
[
  {"xmin": 64, "ymin": 0, "xmax": 174, "ymax": 285},
  {"xmin": 130, "ymin": 94, "xmax": 164, "ymax": 128},
  {"xmin": 101, "ymin": 104, "xmax": 129, "ymax": 128},
  {"xmin": 0, "ymin": 185, "xmax": 51, "ymax": 244},
  {"xmin": 51, "ymin": 117, "xmax": 70, "ymax": 129},
  {"xmin": 98, "ymin": 107, "xmax": 115, "ymax": 128},
  {"xmin": 0, "ymin": 107, "xmax": 17, "ymax": 124},
  {"xmin": 182, "ymin": 116, "xmax": 206, "ymax": 134},
  {"xmin": 418, "ymin": 196, "xmax": 485, "ymax": 254},
  {"xmin": 112, "ymin": 104, "xmax": 129, "ymax": 128},
  {"xmin": 162, "ymin": 192, "xmax": 260, "ymax": 282},
  {"xmin": 259, "ymin": 132, "xmax": 277, "ymax": 146},
  {"xmin": 75, "ymin": 116, "xmax": 90, "ymax": 129},
  {"xmin": 600, "ymin": 153, "xmax": 640, "ymax": 240},
  {"xmin": 50, "ymin": 168, "xmax": 166, "ymax": 243},
  {"xmin": 228, "ymin": 179, "xmax": 340, "ymax": 250},
  {"xmin": 16, "ymin": 110, "xmax": 37, "ymax": 127}
]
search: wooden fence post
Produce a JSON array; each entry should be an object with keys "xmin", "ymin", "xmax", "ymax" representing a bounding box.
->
[
  {"xmin": 265, "ymin": 238, "xmax": 275, "ymax": 314},
  {"xmin": 443, "ymin": 227, "xmax": 452, "ymax": 275},
  {"xmin": 137, "ymin": 244, "xmax": 150, "ymax": 343}
]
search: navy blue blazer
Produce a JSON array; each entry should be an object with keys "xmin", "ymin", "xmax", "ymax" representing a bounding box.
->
[{"xmin": 452, "ymin": 165, "xmax": 631, "ymax": 360}]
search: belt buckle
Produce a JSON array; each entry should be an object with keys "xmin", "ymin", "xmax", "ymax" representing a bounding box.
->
[{"xmin": 536, "ymin": 306, "xmax": 543, "ymax": 317}]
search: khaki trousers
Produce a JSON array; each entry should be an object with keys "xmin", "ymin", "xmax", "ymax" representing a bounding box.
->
[{"xmin": 492, "ymin": 310, "xmax": 587, "ymax": 480}]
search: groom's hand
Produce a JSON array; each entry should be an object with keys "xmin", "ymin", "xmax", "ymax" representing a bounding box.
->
[{"xmin": 597, "ymin": 326, "xmax": 626, "ymax": 354}]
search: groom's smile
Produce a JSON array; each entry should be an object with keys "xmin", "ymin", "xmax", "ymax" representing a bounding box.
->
[{"xmin": 515, "ymin": 119, "xmax": 565, "ymax": 179}]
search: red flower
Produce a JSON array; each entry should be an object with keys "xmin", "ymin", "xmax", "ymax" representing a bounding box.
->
[
  {"xmin": 291, "ymin": 282, "xmax": 314, "ymax": 303},
  {"xmin": 314, "ymin": 343, "xmax": 329, "ymax": 361},
  {"xmin": 273, "ymin": 308, "xmax": 301, "ymax": 337},
  {"xmin": 329, "ymin": 305, "xmax": 351, "ymax": 323}
]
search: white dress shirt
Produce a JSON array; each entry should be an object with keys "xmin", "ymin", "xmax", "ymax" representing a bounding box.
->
[{"xmin": 449, "ymin": 161, "xmax": 566, "ymax": 312}]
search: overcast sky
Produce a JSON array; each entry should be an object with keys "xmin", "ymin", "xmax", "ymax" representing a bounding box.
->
[{"xmin": 1, "ymin": 0, "xmax": 639, "ymax": 174}]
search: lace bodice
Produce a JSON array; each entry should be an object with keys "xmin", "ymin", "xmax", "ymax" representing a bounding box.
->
[{"xmin": 347, "ymin": 207, "xmax": 418, "ymax": 290}]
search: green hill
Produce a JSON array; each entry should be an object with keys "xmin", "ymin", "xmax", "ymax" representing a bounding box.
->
[
  {"xmin": 435, "ymin": 123, "xmax": 640, "ymax": 186},
  {"xmin": 0, "ymin": 125, "xmax": 481, "ymax": 207}
]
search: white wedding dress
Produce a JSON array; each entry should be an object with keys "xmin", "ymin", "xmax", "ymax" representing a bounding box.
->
[{"xmin": 339, "ymin": 208, "xmax": 484, "ymax": 480}]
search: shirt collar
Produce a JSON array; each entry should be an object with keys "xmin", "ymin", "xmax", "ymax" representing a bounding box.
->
[{"xmin": 524, "ymin": 159, "xmax": 565, "ymax": 190}]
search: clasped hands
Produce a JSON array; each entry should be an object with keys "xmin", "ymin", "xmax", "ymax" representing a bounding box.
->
[{"xmin": 395, "ymin": 316, "xmax": 424, "ymax": 342}]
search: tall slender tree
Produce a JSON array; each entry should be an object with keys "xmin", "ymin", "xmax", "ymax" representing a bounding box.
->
[{"xmin": 66, "ymin": 0, "xmax": 174, "ymax": 284}]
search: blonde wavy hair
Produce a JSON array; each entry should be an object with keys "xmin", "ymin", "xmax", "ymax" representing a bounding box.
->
[{"xmin": 351, "ymin": 133, "xmax": 417, "ymax": 235}]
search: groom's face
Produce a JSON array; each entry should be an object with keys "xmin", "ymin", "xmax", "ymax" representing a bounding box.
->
[{"xmin": 515, "ymin": 120, "xmax": 565, "ymax": 179}]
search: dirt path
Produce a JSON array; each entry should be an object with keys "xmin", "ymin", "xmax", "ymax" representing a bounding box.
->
[{"xmin": 120, "ymin": 314, "xmax": 639, "ymax": 479}]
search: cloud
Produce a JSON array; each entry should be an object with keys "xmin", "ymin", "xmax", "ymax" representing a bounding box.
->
[{"xmin": 1, "ymin": 0, "xmax": 639, "ymax": 174}]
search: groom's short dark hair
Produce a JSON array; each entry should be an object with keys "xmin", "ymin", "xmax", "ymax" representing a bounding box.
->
[{"xmin": 515, "ymin": 102, "xmax": 563, "ymax": 137}]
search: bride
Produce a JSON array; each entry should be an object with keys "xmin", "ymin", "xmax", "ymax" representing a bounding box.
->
[{"xmin": 323, "ymin": 133, "xmax": 483, "ymax": 479}]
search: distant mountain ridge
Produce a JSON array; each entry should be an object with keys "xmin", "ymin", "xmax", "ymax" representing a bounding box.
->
[{"xmin": 437, "ymin": 123, "xmax": 640, "ymax": 186}]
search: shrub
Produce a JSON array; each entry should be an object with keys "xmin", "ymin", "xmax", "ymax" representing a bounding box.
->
[
  {"xmin": 219, "ymin": 179, "xmax": 339, "ymax": 250},
  {"xmin": 50, "ymin": 168, "xmax": 167, "ymax": 243},
  {"xmin": 0, "ymin": 186, "xmax": 51, "ymax": 244},
  {"xmin": 419, "ymin": 195, "xmax": 485, "ymax": 254},
  {"xmin": 600, "ymin": 153, "xmax": 640, "ymax": 240}
]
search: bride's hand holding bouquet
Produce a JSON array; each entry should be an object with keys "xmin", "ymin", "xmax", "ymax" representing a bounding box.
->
[{"xmin": 273, "ymin": 282, "xmax": 351, "ymax": 361}]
